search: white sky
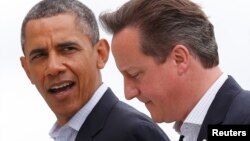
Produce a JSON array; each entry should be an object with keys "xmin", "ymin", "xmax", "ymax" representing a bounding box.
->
[{"xmin": 0, "ymin": 0, "xmax": 250, "ymax": 141}]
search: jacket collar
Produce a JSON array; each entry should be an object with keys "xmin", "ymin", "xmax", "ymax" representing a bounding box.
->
[
  {"xmin": 75, "ymin": 88, "xmax": 118, "ymax": 141},
  {"xmin": 197, "ymin": 76, "xmax": 242, "ymax": 140}
]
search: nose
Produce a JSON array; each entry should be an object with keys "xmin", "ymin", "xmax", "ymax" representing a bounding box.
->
[
  {"xmin": 45, "ymin": 53, "xmax": 65, "ymax": 77},
  {"xmin": 124, "ymin": 77, "xmax": 140, "ymax": 100}
]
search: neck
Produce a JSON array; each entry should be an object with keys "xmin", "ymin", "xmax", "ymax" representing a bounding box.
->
[{"xmin": 180, "ymin": 65, "xmax": 222, "ymax": 121}]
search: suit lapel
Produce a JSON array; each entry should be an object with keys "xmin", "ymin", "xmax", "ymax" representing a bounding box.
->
[
  {"xmin": 75, "ymin": 88, "xmax": 118, "ymax": 141},
  {"xmin": 197, "ymin": 76, "xmax": 242, "ymax": 140}
]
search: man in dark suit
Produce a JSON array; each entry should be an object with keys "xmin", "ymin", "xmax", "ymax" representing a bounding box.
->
[
  {"xmin": 20, "ymin": 0, "xmax": 169, "ymax": 140},
  {"xmin": 99, "ymin": 0, "xmax": 250, "ymax": 141}
]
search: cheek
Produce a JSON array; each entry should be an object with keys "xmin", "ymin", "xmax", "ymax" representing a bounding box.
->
[
  {"xmin": 29, "ymin": 67, "xmax": 45, "ymax": 85},
  {"xmin": 74, "ymin": 60, "xmax": 98, "ymax": 90},
  {"xmin": 74, "ymin": 59, "xmax": 96, "ymax": 79},
  {"xmin": 140, "ymin": 82, "xmax": 162, "ymax": 102},
  {"xmin": 29, "ymin": 71, "xmax": 47, "ymax": 97},
  {"xmin": 142, "ymin": 72, "xmax": 166, "ymax": 92},
  {"xmin": 141, "ymin": 73, "xmax": 172, "ymax": 104}
]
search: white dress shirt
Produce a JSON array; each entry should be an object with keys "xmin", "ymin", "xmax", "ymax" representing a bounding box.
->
[
  {"xmin": 49, "ymin": 83, "xmax": 108, "ymax": 141},
  {"xmin": 174, "ymin": 73, "xmax": 228, "ymax": 141}
]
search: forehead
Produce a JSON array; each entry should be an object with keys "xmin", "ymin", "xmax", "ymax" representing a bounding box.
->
[
  {"xmin": 23, "ymin": 14, "xmax": 91, "ymax": 54},
  {"xmin": 111, "ymin": 27, "xmax": 154, "ymax": 70},
  {"xmin": 112, "ymin": 27, "xmax": 141, "ymax": 54}
]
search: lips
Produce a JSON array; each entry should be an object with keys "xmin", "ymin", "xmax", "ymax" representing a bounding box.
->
[
  {"xmin": 137, "ymin": 97, "xmax": 150, "ymax": 104},
  {"xmin": 48, "ymin": 81, "xmax": 75, "ymax": 94}
]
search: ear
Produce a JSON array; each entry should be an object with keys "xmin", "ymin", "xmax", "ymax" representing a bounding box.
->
[
  {"xmin": 20, "ymin": 56, "xmax": 34, "ymax": 84},
  {"xmin": 94, "ymin": 39, "xmax": 110, "ymax": 69},
  {"xmin": 171, "ymin": 45, "xmax": 190, "ymax": 74}
]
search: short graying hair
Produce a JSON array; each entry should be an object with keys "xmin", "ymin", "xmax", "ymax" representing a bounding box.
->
[{"xmin": 21, "ymin": 0, "xmax": 99, "ymax": 53}]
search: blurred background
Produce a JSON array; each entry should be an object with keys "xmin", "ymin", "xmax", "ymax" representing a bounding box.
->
[{"xmin": 0, "ymin": 0, "xmax": 250, "ymax": 140}]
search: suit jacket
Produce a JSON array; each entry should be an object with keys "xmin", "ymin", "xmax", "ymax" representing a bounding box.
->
[
  {"xmin": 75, "ymin": 88, "xmax": 169, "ymax": 141},
  {"xmin": 197, "ymin": 76, "xmax": 250, "ymax": 141}
]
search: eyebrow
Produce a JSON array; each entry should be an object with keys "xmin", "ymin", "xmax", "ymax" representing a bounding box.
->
[
  {"xmin": 28, "ymin": 41, "xmax": 78, "ymax": 56},
  {"xmin": 28, "ymin": 48, "xmax": 46, "ymax": 58},
  {"xmin": 120, "ymin": 66, "xmax": 138, "ymax": 75},
  {"xmin": 56, "ymin": 41, "xmax": 79, "ymax": 49}
]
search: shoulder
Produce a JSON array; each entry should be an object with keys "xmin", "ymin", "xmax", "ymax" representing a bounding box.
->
[
  {"xmin": 108, "ymin": 100, "xmax": 155, "ymax": 127},
  {"xmin": 225, "ymin": 90, "xmax": 250, "ymax": 123},
  {"xmin": 105, "ymin": 100, "xmax": 169, "ymax": 141}
]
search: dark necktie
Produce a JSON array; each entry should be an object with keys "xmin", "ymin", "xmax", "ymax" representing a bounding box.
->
[{"xmin": 179, "ymin": 135, "xmax": 184, "ymax": 141}]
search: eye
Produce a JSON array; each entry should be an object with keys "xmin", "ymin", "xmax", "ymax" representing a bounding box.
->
[
  {"xmin": 57, "ymin": 41, "xmax": 80, "ymax": 54},
  {"xmin": 128, "ymin": 72, "xmax": 141, "ymax": 79},
  {"xmin": 62, "ymin": 46, "xmax": 76, "ymax": 51},
  {"xmin": 30, "ymin": 52, "xmax": 46, "ymax": 62},
  {"xmin": 60, "ymin": 45, "xmax": 80, "ymax": 55}
]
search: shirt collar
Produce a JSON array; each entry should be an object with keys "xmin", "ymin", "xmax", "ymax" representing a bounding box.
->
[{"xmin": 174, "ymin": 73, "xmax": 228, "ymax": 132}]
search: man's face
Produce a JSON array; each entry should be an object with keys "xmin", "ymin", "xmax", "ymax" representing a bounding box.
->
[
  {"xmin": 21, "ymin": 14, "xmax": 107, "ymax": 125},
  {"xmin": 111, "ymin": 27, "xmax": 183, "ymax": 123}
]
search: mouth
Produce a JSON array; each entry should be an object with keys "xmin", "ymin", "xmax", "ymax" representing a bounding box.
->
[
  {"xmin": 48, "ymin": 81, "xmax": 75, "ymax": 94},
  {"xmin": 144, "ymin": 100, "xmax": 151, "ymax": 105},
  {"xmin": 137, "ymin": 97, "xmax": 151, "ymax": 104}
]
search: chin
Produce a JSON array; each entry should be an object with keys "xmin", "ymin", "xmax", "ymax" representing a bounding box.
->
[{"xmin": 150, "ymin": 113, "xmax": 164, "ymax": 123}]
